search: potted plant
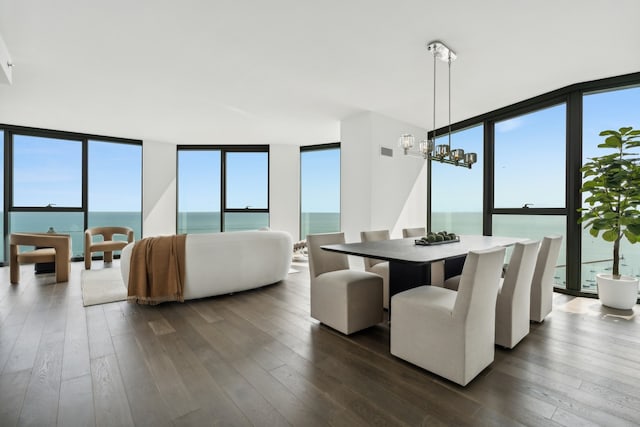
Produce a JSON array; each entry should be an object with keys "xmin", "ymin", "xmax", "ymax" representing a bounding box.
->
[{"xmin": 579, "ymin": 126, "xmax": 640, "ymax": 309}]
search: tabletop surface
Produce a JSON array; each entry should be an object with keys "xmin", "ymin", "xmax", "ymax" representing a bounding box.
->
[{"xmin": 321, "ymin": 234, "xmax": 527, "ymax": 264}]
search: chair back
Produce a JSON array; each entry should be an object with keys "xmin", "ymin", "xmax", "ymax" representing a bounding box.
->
[
  {"xmin": 530, "ymin": 235, "xmax": 563, "ymax": 321},
  {"xmin": 360, "ymin": 230, "xmax": 390, "ymax": 268},
  {"xmin": 500, "ymin": 240, "xmax": 539, "ymax": 313},
  {"xmin": 453, "ymin": 246, "xmax": 506, "ymax": 324},
  {"xmin": 402, "ymin": 227, "xmax": 425, "ymax": 238},
  {"xmin": 307, "ymin": 233, "xmax": 350, "ymax": 279},
  {"xmin": 86, "ymin": 226, "xmax": 134, "ymax": 242}
]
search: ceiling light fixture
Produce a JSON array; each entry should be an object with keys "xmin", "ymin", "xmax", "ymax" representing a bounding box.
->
[{"xmin": 398, "ymin": 40, "xmax": 477, "ymax": 169}]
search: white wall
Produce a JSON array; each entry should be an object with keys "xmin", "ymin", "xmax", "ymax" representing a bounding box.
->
[
  {"xmin": 141, "ymin": 118, "xmax": 426, "ymax": 244},
  {"xmin": 0, "ymin": 32, "xmax": 12, "ymax": 84},
  {"xmin": 269, "ymin": 144, "xmax": 300, "ymax": 240},
  {"xmin": 340, "ymin": 111, "xmax": 428, "ymax": 244},
  {"xmin": 142, "ymin": 140, "xmax": 177, "ymax": 236}
]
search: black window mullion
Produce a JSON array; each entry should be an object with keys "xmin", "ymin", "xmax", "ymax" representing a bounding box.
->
[
  {"xmin": 566, "ymin": 91, "xmax": 583, "ymax": 293},
  {"xmin": 82, "ymin": 139, "xmax": 88, "ymax": 231},
  {"xmin": 220, "ymin": 150, "xmax": 226, "ymax": 231},
  {"xmin": 3, "ymin": 130, "xmax": 11, "ymax": 262},
  {"xmin": 483, "ymin": 119, "xmax": 493, "ymax": 236}
]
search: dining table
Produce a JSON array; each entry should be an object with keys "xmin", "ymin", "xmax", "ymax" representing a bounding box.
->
[{"xmin": 321, "ymin": 234, "xmax": 526, "ymax": 311}]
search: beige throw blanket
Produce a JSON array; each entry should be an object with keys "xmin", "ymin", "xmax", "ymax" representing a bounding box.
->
[{"xmin": 127, "ymin": 234, "xmax": 187, "ymax": 305}]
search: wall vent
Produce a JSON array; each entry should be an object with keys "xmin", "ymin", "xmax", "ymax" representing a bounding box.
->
[{"xmin": 380, "ymin": 146, "xmax": 393, "ymax": 157}]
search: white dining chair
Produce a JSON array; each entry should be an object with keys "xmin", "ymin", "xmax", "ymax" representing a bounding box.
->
[
  {"xmin": 307, "ymin": 232, "xmax": 383, "ymax": 335},
  {"xmin": 402, "ymin": 227, "xmax": 444, "ymax": 286},
  {"xmin": 402, "ymin": 227, "xmax": 425, "ymax": 238},
  {"xmin": 360, "ymin": 230, "xmax": 390, "ymax": 309},
  {"xmin": 530, "ymin": 235, "xmax": 563, "ymax": 323},
  {"xmin": 391, "ymin": 246, "xmax": 506, "ymax": 386},
  {"xmin": 495, "ymin": 240, "xmax": 539, "ymax": 348}
]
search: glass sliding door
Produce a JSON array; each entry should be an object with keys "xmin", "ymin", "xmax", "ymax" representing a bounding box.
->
[
  {"xmin": 300, "ymin": 144, "xmax": 340, "ymax": 240},
  {"xmin": 430, "ymin": 125, "xmax": 483, "ymax": 234},
  {"xmin": 582, "ymin": 86, "xmax": 640, "ymax": 293},
  {"xmin": 88, "ymin": 140, "xmax": 142, "ymax": 243}
]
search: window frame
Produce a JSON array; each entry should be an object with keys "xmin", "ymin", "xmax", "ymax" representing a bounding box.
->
[
  {"xmin": 299, "ymin": 142, "xmax": 341, "ymax": 240},
  {"xmin": 177, "ymin": 144, "xmax": 270, "ymax": 233},
  {"xmin": 426, "ymin": 71, "xmax": 640, "ymax": 298},
  {"xmin": 1, "ymin": 124, "xmax": 142, "ymax": 264}
]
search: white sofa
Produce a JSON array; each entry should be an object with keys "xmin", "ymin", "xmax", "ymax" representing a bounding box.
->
[{"xmin": 120, "ymin": 230, "xmax": 292, "ymax": 300}]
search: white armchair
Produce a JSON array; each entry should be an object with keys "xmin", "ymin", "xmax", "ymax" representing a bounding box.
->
[
  {"xmin": 495, "ymin": 240, "xmax": 539, "ymax": 348},
  {"xmin": 307, "ymin": 233, "xmax": 383, "ymax": 335},
  {"xmin": 530, "ymin": 235, "xmax": 563, "ymax": 323},
  {"xmin": 391, "ymin": 246, "xmax": 506, "ymax": 386},
  {"xmin": 360, "ymin": 230, "xmax": 390, "ymax": 309}
]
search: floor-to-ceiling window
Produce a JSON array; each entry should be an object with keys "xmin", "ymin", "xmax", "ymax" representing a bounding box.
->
[
  {"xmin": 10, "ymin": 133, "xmax": 85, "ymax": 257},
  {"xmin": 224, "ymin": 151, "xmax": 269, "ymax": 231},
  {"xmin": 0, "ymin": 130, "xmax": 3, "ymax": 261},
  {"xmin": 427, "ymin": 71, "xmax": 640, "ymax": 298},
  {"xmin": 177, "ymin": 150, "xmax": 221, "ymax": 234},
  {"xmin": 1, "ymin": 126, "xmax": 142, "ymax": 262},
  {"xmin": 177, "ymin": 146, "xmax": 269, "ymax": 234},
  {"xmin": 491, "ymin": 103, "xmax": 568, "ymax": 287},
  {"xmin": 581, "ymin": 85, "xmax": 640, "ymax": 293},
  {"xmin": 88, "ymin": 140, "xmax": 142, "ymax": 241},
  {"xmin": 300, "ymin": 143, "xmax": 340, "ymax": 240},
  {"xmin": 430, "ymin": 125, "xmax": 483, "ymax": 234}
]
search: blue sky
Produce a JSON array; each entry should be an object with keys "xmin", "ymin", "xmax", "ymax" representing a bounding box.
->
[
  {"xmin": 12, "ymin": 137, "xmax": 141, "ymax": 211},
  {"xmin": 7, "ymin": 86, "xmax": 639, "ymax": 215},
  {"xmin": 432, "ymin": 85, "xmax": 640, "ymax": 212}
]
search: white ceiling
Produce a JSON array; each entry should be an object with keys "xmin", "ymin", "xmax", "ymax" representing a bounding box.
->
[{"xmin": 0, "ymin": 0, "xmax": 639, "ymax": 146}]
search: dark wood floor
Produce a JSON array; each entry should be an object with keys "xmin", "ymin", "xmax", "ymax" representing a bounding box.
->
[{"xmin": 1, "ymin": 259, "xmax": 640, "ymax": 426}]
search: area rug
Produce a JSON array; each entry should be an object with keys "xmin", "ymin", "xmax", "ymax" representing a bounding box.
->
[{"xmin": 81, "ymin": 267, "xmax": 127, "ymax": 306}]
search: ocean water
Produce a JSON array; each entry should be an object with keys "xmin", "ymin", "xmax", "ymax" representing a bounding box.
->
[
  {"xmin": 5, "ymin": 210, "xmax": 636, "ymax": 294},
  {"xmin": 6, "ymin": 211, "xmax": 143, "ymax": 258},
  {"xmin": 433, "ymin": 211, "xmax": 640, "ymax": 293}
]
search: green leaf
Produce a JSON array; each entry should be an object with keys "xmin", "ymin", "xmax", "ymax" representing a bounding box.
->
[
  {"xmin": 627, "ymin": 223, "xmax": 640, "ymax": 235},
  {"xmin": 624, "ymin": 229, "xmax": 638, "ymax": 244},
  {"xmin": 619, "ymin": 126, "xmax": 633, "ymax": 135},
  {"xmin": 602, "ymin": 230, "xmax": 619, "ymax": 242}
]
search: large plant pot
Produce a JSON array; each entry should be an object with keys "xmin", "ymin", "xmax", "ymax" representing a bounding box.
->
[{"xmin": 596, "ymin": 274, "xmax": 639, "ymax": 310}]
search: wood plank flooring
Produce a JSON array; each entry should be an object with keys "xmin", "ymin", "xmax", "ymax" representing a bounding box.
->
[{"xmin": 1, "ymin": 259, "xmax": 640, "ymax": 426}]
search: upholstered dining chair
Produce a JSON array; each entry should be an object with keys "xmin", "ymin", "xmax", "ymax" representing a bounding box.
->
[
  {"xmin": 360, "ymin": 230, "xmax": 390, "ymax": 309},
  {"xmin": 495, "ymin": 240, "xmax": 539, "ymax": 349},
  {"xmin": 391, "ymin": 246, "xmax": 506, "ymax": 386},
  {"xmin": 530, "ymin": 235, "xmax": 563, "ymax": 323},
  {"xmin": 402, "ymin": 226, "xmax": 444, "ymax": 286},
  {"xmin": 307, "ymin": 232, "xmax": 383, "ymax": 335},
  {"xmin": 402, "ymin": 227, "xmax": 425, "ymax": 238},
  {"xmin": 84, "ymin": 226, "xmax": 134, "ymax": 269},
  {"xmin": 10, "ymin": 232, "xmax": 71, "ymax": 284}
]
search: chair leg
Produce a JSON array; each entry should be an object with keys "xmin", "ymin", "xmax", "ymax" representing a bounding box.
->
[
  {"xmin": 55, "ymin": 255, "xmax": 69, "ymax": 283},
  {"xmin": 10, "ymin": 244, "xmax": 19, "ymax": 284},
  {"xmin": 85, "ymin": 253, "xmax": 92, "ymax": 270},
  {"xmin": 104, "ymin": 251, "xmax": 113, "ymax": 263}
]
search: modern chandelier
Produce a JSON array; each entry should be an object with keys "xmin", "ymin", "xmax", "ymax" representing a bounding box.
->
[{"xmin": 398, "ymin": 41, "xmax": 477, "ymax": 169}]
